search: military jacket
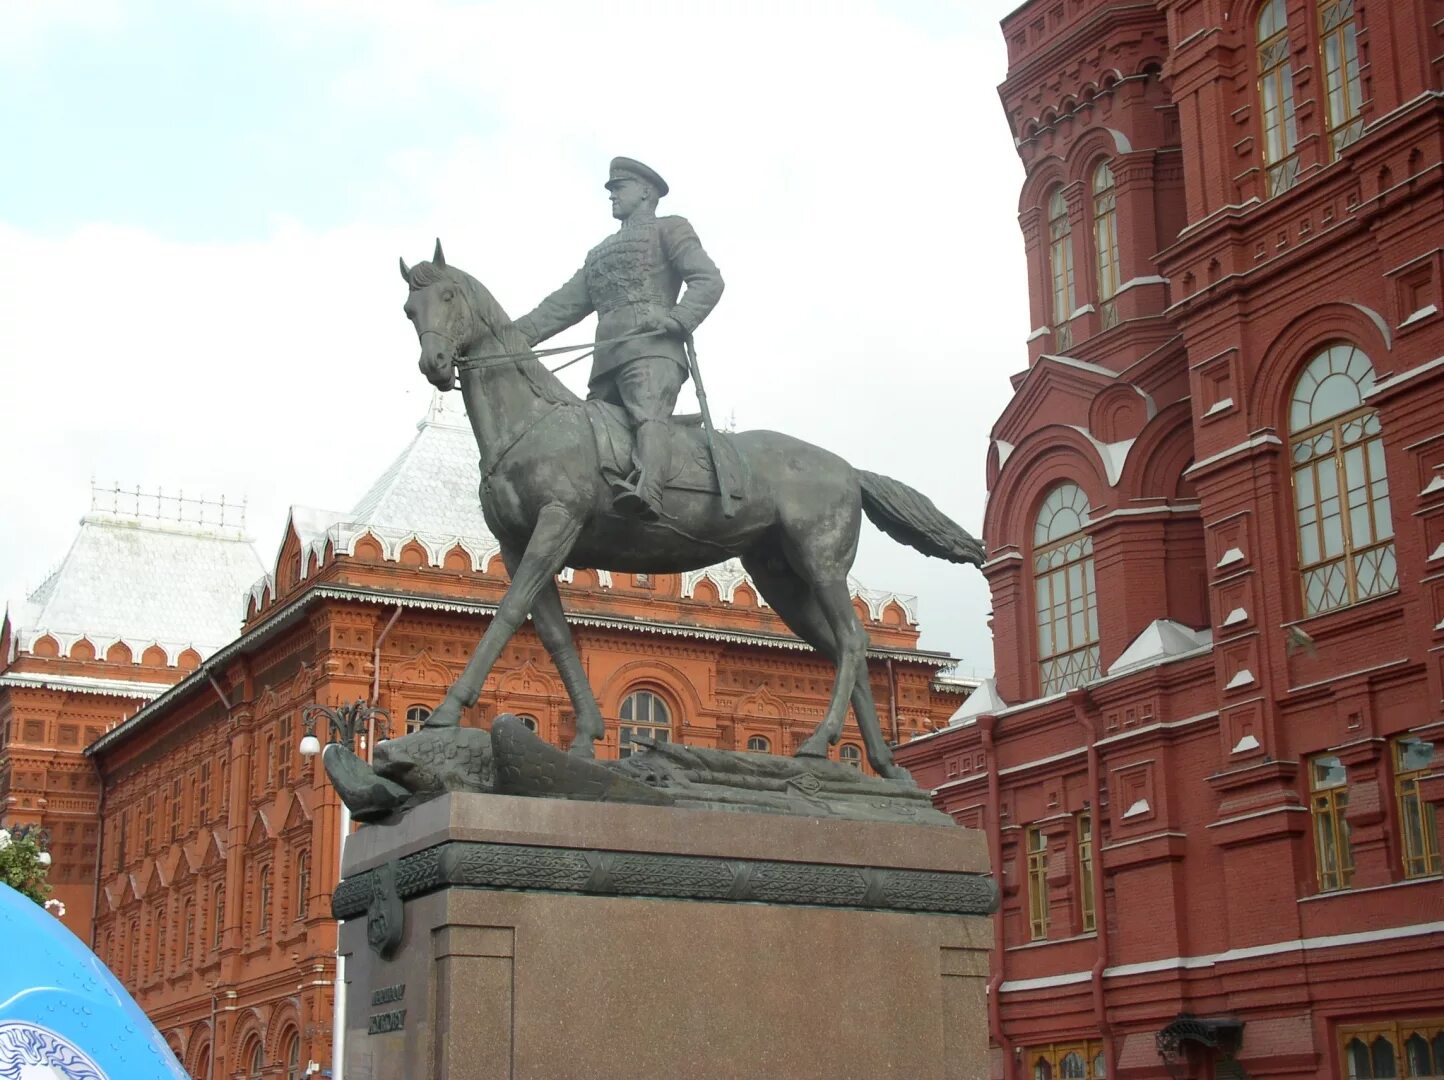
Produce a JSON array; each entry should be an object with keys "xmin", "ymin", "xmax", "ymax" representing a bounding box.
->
[{"xmin": 514, "ymin": 213, "xmax": 724, "ymax": 386}]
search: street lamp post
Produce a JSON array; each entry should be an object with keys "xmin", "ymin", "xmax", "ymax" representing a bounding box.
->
[{"xmin": 298, "ymin": 700, "xmax": 391, "ymax": 1080}]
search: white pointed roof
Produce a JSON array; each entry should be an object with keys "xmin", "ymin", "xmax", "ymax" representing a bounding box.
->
[
  {"xmin": 945, "ymin": 676, "xmax": 1007, "ymax": 726},
  {"xmin": 1106, "ymin": 619, "xmax": 1212, "ymax": 677},
  {"xmin": 9, "ymin": 510, "xmax": 264, "ymax": 664}
]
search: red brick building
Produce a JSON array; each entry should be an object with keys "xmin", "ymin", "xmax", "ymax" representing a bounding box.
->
[
  {"xmin": 896, "ymin": 2, "xmax": 1443, "ymax": 1078},
  {"xmin": 2, "ymin": 393, "xmax": 973, "ymax": 1079}
]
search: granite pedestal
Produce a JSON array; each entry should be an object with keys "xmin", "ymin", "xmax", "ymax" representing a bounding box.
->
[{"xmin": 333, "ymin": 793, "xmax": 996, "ymax": 1080}]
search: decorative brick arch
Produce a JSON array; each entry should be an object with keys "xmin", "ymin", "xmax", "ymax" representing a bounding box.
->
[
  {"xmin": 186, "ymin": 1025, "xmax": 212, "ymax": 1078},
  {"xmin": 231, "ymin": 1009, "xmax": 267, "ymax": 1074},
  {"xmin": 265, "ymin": 999, "xmax": 302, "ymax": 1065},
  {"xmin": 1064, "ymin": 127, "xmax": 1127, "ymax": 187},
  {"xmin": 1119, "ymin": 401, "xmax": 1197, "ymax": 501},
  {"xmin": 1018, "ymin": 155, "xmax": 1069, "ymax": 215},
  {"xmin": 1249, "ymin": 302, "xmax": 1393, "ymax": 431},
  {"xmin": 598, "ymin": 660, "xmax": 704, "ymax": 721},
  {"xmin": 32, "ymin": 633, "xmax": 59, "ymax": 658},
  {"xmin": 985, "ymin": 426, "xmax": 1112, "ymax": 551}
]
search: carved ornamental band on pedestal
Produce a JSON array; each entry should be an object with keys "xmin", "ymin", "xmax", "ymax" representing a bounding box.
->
[{"xmin": 333, "ymin": 841, "xmax": 1000, "ymax": 928}]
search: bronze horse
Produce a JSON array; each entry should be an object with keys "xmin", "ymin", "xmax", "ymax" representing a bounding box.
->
[{"xmin": 400, "ymin": 241, "xmax": 983, "ymax": 780}]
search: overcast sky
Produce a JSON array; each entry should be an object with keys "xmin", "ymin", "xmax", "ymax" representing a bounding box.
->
[{"xmin": 1, "ymin": 0, "xmax": 1027, "ymax": 678}]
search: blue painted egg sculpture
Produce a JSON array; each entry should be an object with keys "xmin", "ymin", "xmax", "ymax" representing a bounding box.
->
[{"xmin": 0, "ymin": 883, "xmax": 186, "ymax": 1079}]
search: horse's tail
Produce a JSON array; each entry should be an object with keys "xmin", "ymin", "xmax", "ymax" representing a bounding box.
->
[{"xmin": 858, "ymin": 470, "xmax": 986, "ymax": 566}]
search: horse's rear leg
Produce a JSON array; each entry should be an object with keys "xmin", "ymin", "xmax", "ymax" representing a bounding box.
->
[
  {"xmin": 500, "ymin": 546, "xmax": 604, "ymax": 756},
  {"xmin": 742, "ymin": 553, "xmax": 910, "ymax": 782},
  {"xmin": 427, "ymin": 505, "xmax": 582, "ymax": 729}
]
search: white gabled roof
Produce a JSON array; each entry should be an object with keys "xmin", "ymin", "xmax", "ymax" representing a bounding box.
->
[
  {"xmin": 10, "ymin": 511, "xmax": 264, "ymax": 664},
  {"xmin": 1106, "ymin": 619, "xmax": 1213, "ymax": 677}
]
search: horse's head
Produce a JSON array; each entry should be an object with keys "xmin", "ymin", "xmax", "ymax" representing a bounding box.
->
[{"xmin": 400, "ymin": 239, "xmax": 484, "ymax": 391}]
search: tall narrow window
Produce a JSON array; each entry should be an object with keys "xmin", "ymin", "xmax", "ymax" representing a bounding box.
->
[
  {"xmin": 1310, "ymin": 754, "xmax": 1354, "ymax": 891},
  {"xmin": 1026, "ymin": 825, "xmax": 1049, "ymax": 940},
  {"xmin": 258, "ymin": 866, "xmax": 272, "ymax": 933},
  {"xmin": 1077, "ymin": 812, "xmax": 1096, "ymax": 932},
  {"xmin": 285, "ymin": 1031, "xmax": 302, "ymax": 1080},
  {"xmin": 278, "ymin": 715, "xmax": 293, "ymax": 787},
  {"xmin": 169, "ymin": 779, "xmax": 182, "ymax": 842},
  {"xmin": 618, "ymin": 690, "xmax": 671, "ymax": 759},
  {"xmin": 1290, "ymin": 344, "xmax": 1396, "ymax": 614},
  {"xmin": 1048, "ymin": 188, "xmax": 1076, "ymax": 347},
  {"xmin": 182, "ymin": 899, "xmax": 194, "ymax": 959},
  {"xmin": 198, "ymin": 761, "xmax": 211, "ymax": 823},
  {"xmin": 1092, "ymin": 163, "xmax": 1121, "ymax": 328},
  {"xmin": 1257, "ymin": 0, "xmax": 1300, "ymax": 194},
  {"xmin": 295, "ymin": 851, "xmax": 311, "ymax": 919},
  {"xmin": 1319, "ymin": 0, "xmax": 1364, "ymax": 156},
  {"xmin": 1394, "ymin": 737, "xmax": 1440, "ymax": 879},
  {"xmin": 1034, "ymin": 484, "xmax": 1100, "ymax": 695},
  {"xmin": 212, "ymin": 882, "xmax": 225, "ymax": 949},
  {"xmin": 154, "ymin": 905, "xmax": 167, "ymax": 979}
]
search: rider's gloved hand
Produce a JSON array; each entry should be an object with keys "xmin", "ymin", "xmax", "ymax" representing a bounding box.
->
[{"xmin": 637, "ymin": 315, "xmax": 685, "ymax": 338}]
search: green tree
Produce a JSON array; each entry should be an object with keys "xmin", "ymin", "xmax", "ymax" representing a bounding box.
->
[{"xmin": 0, "ymin": 825, "xmax": 54, "ymax": 906}]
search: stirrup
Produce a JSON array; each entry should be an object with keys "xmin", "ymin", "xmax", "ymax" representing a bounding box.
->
[{"xmin": 612, "ymin": 486, "xmax": 662, "ymax": 522}]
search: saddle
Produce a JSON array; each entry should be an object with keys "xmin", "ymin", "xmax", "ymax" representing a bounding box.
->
[{"xmin": 582, "ymin": 400, "xmax": 747, "ymax": 513}]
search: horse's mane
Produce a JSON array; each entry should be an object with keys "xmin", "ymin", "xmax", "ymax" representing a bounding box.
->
[{"xmin": 407, "ymin": 261, "xmax": 579, "ymax": 407}]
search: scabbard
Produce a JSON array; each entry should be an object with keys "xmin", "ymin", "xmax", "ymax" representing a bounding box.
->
[{"xmin": 684, "ymin": 335, "xmax": 736, "ymax": 517}]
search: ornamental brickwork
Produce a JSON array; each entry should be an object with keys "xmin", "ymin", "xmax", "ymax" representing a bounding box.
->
[{"xmin": 897, "ymin": 2, "xmax": 1444, "ymax": 1079}]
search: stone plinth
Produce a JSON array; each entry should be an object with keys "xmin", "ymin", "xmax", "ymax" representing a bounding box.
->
[{"xmin": 333, "ymin": 793, "xmax": 996, "ymax": 1080}]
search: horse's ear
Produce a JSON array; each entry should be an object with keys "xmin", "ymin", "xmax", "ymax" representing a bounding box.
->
[
  {"xmin": 398, "ymin": 257, "xmax": 411, "ymax": 284},
  {"xmin": 433, "ymin": 238, "xmax": 446, "ymax": 267}
]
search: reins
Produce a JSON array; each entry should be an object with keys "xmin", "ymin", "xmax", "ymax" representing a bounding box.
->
[{"xmin": 451, "ymin": 328, "xmax": 666, "ymax": 376}]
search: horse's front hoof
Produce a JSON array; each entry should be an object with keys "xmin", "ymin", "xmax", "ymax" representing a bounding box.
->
[
  {"xmin": 426, "ymin": 698, "xmax": 463, "ymax": 729},
  {"xmin": 566, "ymin": 739, "xmax": 597, "ymax": 760},
  {"xmin": 880, "ymin": 763, "xmax": 915, "ymax": 785}
]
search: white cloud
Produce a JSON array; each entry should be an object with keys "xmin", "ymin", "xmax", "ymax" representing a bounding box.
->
[{"xmin": 1, "ymin": 1, "xmax": 1025, "ymax": 675}]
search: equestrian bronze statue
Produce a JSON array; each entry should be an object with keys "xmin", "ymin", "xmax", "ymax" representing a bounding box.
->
[{"xmin": 396, "ymin": 224, "xmax": 983, "ymax": 782}]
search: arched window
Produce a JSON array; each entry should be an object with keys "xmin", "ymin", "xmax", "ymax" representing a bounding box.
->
[
  {"xmin": 1257, "ymin": 0, "xmax": 1299, "ymax": 194},
  {"xmin": 247, "ymin": 1037, "xmax": 265, "ymax": 1080},
  {"xmin": 516, "ymin": 714, "xmax": 539, "ymax": 732},
  {"xmin": 405, "ymin": 705, "xmax": 432, "ymax": 734},
  {"xmin": 192, "ymin": 1044, "xmax": 210, "ymax": 1080},
  {"xmin": 295, "ymin": 852, "xmax": 310, "ymax": 919},
  {"xmin": 182, "ymin": 898, "xmax": 194, "ymax": 959},
  {"xmin": 1289, "ymin": 344, "xmax": 1395, "ymax": 614},
  {"xmin": 1047, "ymin": 188, "xmax": 1076, "ymax": 345},
  {"xmin": 283, "ymin": 1028, "xmax": 302, "ymax": 1080},
  {"xmin": 839, "ymin": 743, "xmax": 862, "ymax": 768},
  {"xmin": 618, "ymin": 690, "xmax": 671, "ymax": 759},
  {"xmin": 1319, "ymin": 0, "xmax": 1363, "ymax": 156},
  {"xmin": 1034, "ymin": 483, "xmax": 1100, "ymax": 694},
  {"xmin": 1092, "ymin": 162, "xmax": 1121, "ymax": 327},
  {"xmin": 258, "ymin": 866, "xmax": 272, "ymax": 933},
  {"xmin": 746, "ymin": 735, "xmax": 770, "ymax": 753}
]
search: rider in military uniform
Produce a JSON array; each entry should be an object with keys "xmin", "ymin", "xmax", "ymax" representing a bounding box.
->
[{"xmin": 513, "ymin": 157, "xmax": 725, "ymax": 520}]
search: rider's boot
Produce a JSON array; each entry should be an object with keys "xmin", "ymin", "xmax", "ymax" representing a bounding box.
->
[{"xmin": 612, "ymin": 420, "xmax": 668, "ymax": 521}]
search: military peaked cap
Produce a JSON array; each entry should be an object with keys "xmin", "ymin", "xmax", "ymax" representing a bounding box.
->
[{"xmin": 606, "ymin": 156, "xmax": 669, "ymax": 197}]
